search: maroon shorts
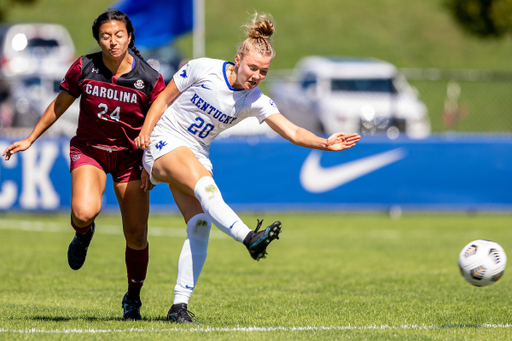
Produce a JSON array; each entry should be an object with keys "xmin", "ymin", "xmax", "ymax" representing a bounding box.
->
[{"xmin": 69, "ymin": 137, "xmax": 143, "ymax": 183}]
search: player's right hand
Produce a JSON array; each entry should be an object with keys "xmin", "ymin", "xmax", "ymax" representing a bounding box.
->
[
  {"xmin": 2, "ymin": 139, "xmax": 32, "ymax": 161},
  {"xmin": 325, "ymin": 132, "xmax": 360, "ymax": 152},
  {"xmin": 135, "ymin": 134, "xmax": 151, "ymax": 150}
]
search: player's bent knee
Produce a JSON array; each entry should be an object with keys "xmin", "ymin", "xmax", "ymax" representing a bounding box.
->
[
  {"xmin": 186, "ymin": 213, "xmax": 211, "ymax": 241},
  {"xmin": 71, "ymin": 208, "xmax": 99, "ymax": 227}
]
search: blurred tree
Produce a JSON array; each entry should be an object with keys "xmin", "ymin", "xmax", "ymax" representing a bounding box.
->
[
  {"xmin": 0, "ymin": 0, "xmax": 38, "ymax": 22},
  {"xmin": 445, "ymin": 0, "xmax": 512, "ymax": 38}
]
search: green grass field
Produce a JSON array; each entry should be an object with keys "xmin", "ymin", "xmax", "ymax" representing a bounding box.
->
[{"xmin": 1, "ymin": 212, "xmax": 511, "ymax": 340}]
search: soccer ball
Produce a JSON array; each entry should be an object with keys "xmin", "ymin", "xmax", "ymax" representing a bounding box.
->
[{"xmin": 458, "ymin": 239, "xmax": 507, "ymax": 287}]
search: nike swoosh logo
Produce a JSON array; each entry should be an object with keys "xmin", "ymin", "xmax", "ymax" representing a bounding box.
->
[
  {"xmin": 185, "ymin": 285, "xmax": 195, "ymax": 289},
  {"xmin": 300, "ymin": 148, "xmax": 407, "ymax": 193},
  {"xmin": 201, "ymin": 84, "xmax": 211, "ymax": 90}
]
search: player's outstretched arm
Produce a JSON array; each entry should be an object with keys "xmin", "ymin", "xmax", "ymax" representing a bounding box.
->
[
  {"xmin": 2, "ymin": 91, "xmax": 75, "ymax": 160},
  {"xmin": 264, "ymin": 112, "xmax": 360, "ymax": 151},
  {"xmin": 135, "ymin": 79, "xmax": 182, "ymax": 150}
]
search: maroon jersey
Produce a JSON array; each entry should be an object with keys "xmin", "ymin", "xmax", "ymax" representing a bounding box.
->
[{"xmin": 60, "ymin": 52, "xmax": 165, "ymax": 151}]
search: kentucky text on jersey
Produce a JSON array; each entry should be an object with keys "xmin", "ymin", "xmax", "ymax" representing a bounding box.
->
[
  {"xmin": 190, "ymin": 93, "xmax": 237, "ymax": 124},
  {"xmin": 84, "ymin": 84, "xmax": 138, "ymax": 104}
]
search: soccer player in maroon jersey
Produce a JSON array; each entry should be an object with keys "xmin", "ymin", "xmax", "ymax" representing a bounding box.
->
[{"xmin": 2, "ymin": 10, "xmax": 166, "ymax": 320}]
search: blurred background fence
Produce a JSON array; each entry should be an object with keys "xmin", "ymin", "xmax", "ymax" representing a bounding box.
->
[
  {"xmin": 262, "ymin": 68, "xmax": 512, "ymax": 137},
  {"xmin": 1, "ymin": 67, "xmax": 512, "ymax": 138},
  {"xmin": 403, "ymin": 69, "xmax": 512, "ymax": 133}
]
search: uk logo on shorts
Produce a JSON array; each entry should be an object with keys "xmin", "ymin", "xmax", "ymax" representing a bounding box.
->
[
  {"xmin": 155, "ymin": 140, "xmax": 168, "ymax": 150},
  {"xmin": 134, "ymin": 79, "xmax": 145, "ymax": 89},
  {"xmin": 72, "ymin": 154, "xmax": 81, "ymax": 161}
]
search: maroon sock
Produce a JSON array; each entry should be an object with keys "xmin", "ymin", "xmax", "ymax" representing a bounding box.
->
[
  {"xmin": 126, "ymin": 244, "xmax": 149, "ymax": 300},
  {"xmin": 70, "ymin": 216, "xmax": 93, "ymax": 234}
]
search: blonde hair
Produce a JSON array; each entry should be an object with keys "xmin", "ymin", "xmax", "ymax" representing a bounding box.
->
[{"xmin": 237, "ymin": 12, "xmax": 276, "ymax": 58}]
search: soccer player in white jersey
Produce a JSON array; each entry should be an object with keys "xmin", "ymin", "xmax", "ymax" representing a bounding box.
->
[{"xmin": 135, "ymin": 12, "xmax": 361, "ymax": 323}]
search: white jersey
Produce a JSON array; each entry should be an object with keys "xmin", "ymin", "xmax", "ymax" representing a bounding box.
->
[{"xmin": 152, "ymin": 58, "xmax": 279, "ymax": 149}]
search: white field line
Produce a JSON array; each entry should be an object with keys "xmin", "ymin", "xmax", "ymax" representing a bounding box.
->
[
  {"xmin": 0, "ymin": 324, "xmax": 512, "ymax": 334},
  {"xmin": 0, "ymin": 219, "xmax": 226, "ymax": 239}
]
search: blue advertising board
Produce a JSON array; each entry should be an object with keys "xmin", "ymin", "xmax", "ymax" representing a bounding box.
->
[{"xmin": 0, "ymin": 135, "xmax": 511, "ymax": 212}]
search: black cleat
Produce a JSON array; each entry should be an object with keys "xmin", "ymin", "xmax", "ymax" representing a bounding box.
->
[
  {"xmin": 122, "ymin": 293, "xmax": 142, "ymax": 321},
  {"xmin": 167, "ymin": 303, "xmax": 195, "ymax": 323},
  {"xmin": 67, "ymin": 223, "xmax": 95, "ymax": 270},
  {"xmin": 244, "ymin": 220, "xmax": 282, "ymax": 261}
]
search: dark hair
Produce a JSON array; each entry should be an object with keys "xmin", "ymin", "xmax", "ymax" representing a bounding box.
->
[{"xmin": 92, "ymin": 9, "xmax": 144, "ymax": 60}]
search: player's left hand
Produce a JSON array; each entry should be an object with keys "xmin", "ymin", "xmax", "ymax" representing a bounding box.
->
[
  {"xmin": 141, "ymin": 168, "xmax": 155, "ymax": 192},
  {"xmin": 325, "ymin": 132, "xmax": 361, "ymax": 151}
]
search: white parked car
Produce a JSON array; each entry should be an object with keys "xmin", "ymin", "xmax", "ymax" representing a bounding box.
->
[
  {"xmin": 0, "ymin": 23, "xmax": 76, "ymax": 78},
  {"xmin": 0, "ymin": 24, "xmax": 78, "ymax": 135},
  {"xmin": 268, "ymin": 56, "xmax": 430, "ymax": 139}
]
